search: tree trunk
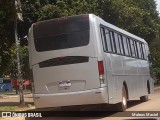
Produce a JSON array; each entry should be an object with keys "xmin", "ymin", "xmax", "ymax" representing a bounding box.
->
[{"xmin": 14, "ymin": 6, "xmax": 25, "ymax": 107}]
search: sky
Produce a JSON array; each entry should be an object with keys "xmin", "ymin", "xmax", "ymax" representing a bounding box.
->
[{"xmin": 155, "ymin": 0, "xmax": 160, "ymax": 13}]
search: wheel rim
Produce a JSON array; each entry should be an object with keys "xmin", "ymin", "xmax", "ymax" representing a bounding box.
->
[
  {"xmin": 122, "ymin": 87, "xmax": 127, "ymax": 107},
  {"xmin": 122, "ymin": 95, "xmax": 126, "ymax": 106}
]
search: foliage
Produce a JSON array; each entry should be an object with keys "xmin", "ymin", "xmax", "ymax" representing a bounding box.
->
[
  {"xmin": 97, "ymin": 0, "xmax": 160, "ymax": 44},
  {"xmin": 38, "ymin": 0, "xmax": 99, "ymax": 20},
  {"xmin": 1, "ymin": 0, "xmax": 160, "ymax": 80},
  {"xmin": 9, "ymin": 45, "xmax": 29, "ymax": 80},
  {"xmin": 0, "ymin": 0, "xmax": 15, "ymax": 77},
  {"xmin": 150, "ymin": 39, "xmax": 160, "ymax": 80}
]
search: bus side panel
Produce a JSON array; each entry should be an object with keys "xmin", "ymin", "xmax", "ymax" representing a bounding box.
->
[
  {"xmin": 103, "ymin": 53, "xmax": 124, "ymax": 104},
  {"xmin": 109, "ymin": 55, "xmax": 149, "ymax": 103},
  {"xmin": 103, "ymin": 53, "xmax": 116, "ymax": 104},
  {"xmin": 123, "ymin": 57, "xmax": 139, "ymax": 99}
]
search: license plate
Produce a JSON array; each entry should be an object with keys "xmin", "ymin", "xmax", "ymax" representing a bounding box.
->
[{"xmin": 58, "ymin": 81, "xmax": 71, "ymax": 87}]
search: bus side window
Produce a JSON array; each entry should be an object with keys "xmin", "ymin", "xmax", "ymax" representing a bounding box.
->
[
  {"xmin": 140, "ymin": 42, "xmax": 145, "ymax": 59},
  {"xmin": 105, "ymin": 29, "xmax": 112, "ymax": 52},
  {"xmin": 109, "ymin": 31, "xmax": 116, "ymax": 53},
  {"xmin": 134, "ymin": 41, "xmax": 139, "ymax": 58},
  {"xmin": 122, "ymin": 36, "xmax": 129, "ymax": 56},
  {"xmin": 142, "ymin": 43, "xmax": 147, "ymax": 59},
  {"xmin": 114, "ymin": 32, "xmax": 121, "ymax": 54},
  {"xmin": 126, "ymin": 38, "xmax": 132, "ymax": 56},
  {"xmin": 137, "ymin": 42, "xmax": 141, "ymax": 59},
  {"xmin": 129, "ymin": 39, "xmax": 136, "ymax": 57},
  {"xmin": 118, "ymin": 34, "xmax": 125, "ymax": 55},
  {"xmin": 100, "ymin": 27, "xmax": 107, "ymax": 52}
]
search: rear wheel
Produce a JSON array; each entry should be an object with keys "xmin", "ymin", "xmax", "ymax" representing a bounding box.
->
[
  {"xmin": 116, "ymin": 86, "xmax": 127, "ymax": 111},
  {"xmin": 140, "ymin": 83, "xmax": 149, "ymax": 102}
]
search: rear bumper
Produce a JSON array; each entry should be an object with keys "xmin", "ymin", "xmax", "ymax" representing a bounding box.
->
[{"xmin": 34, "ymin": 87, "xmax": 108, "ymax": 108}]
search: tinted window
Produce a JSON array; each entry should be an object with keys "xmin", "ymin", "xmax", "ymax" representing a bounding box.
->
[
  {"xmin": 100, "ymin": 25, "xmax": 147, "ymax": 60},
  {"xmin": 109, "ymin": 31, "xmax": 116, "ymax": 53},
  {"xmin": 142, "ymin": 44, "xmax": 147, "ymax": 59},
  {"xmin": 33, "ymin": 15, "xmax": 89, "ymax": 52},
  {"xmin": 134, "ymin": 41, "xmax": 138, "ymax": 58},
  {"xmin": 118, "ymin": 34, "xmax": 124, "ymax": 55},
  {"xmin": 130, "ymin": 39, "xmax": 136, "ymax": 57},
  {"xmin": 126, "ymin": 38, "xmax": 131, "ymax": 56},
  {"xmin": 123, "ymin": 36, "xmax": 129, "ymax": 56},
  {"xmin": 105, "ymin": 29, "xmax": 112, "ymax": 52},
  {"xmin": 100, "ymin": 28, "xmax": 107, "ymax": 51},
  {"xmin": 114, "ymin": 33, "xmax": 121, "ymax": 54},
  {"xmin": 140, "ymin": 43, "xmax": 144, "ymax": 59},
  {"xmin": 137, "ymin": 42, "xmax": 141, "ymax": 58}
]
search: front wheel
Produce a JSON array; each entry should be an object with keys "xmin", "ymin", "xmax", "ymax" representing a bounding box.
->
[{"xmin": 116, "ymin": 86, "xmax": 127, "ymax": 111}]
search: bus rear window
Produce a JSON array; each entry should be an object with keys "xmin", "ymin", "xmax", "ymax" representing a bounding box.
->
[{"xmin": 33, "ymin": 15, "xmax": 90, "ymax": 52}]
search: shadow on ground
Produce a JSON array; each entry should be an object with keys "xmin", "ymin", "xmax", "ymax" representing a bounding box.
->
[
  {"xmin": 127, "ymin": 99, "xmax": 148, "ymax": 109},
  {"xmin": 25, "ymin": 99, "xmax": 146, "ymax": 120},
  {"xmin": 0, "ymin": 91, "xmax": 150, "ymax": 120},
  {"xmin": 125, "ymin": 118, "xmax": 159, "ymax": 120}
]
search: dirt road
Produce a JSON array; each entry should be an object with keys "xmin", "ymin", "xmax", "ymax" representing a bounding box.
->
[
  {"xmin": 24, "ymin": 88, "xmax": 160, "ymax": 120},
  {"xmin": 101, "ymin": 88, "xmax": 160, "ymax": 120},
  {"xmin": 1, "ymin": 89, "xmax": 160, "ymax": 120}
]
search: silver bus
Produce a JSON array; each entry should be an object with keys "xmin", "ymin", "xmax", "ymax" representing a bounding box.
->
[{"xmin": 28, "ymin": 14, "xmax": 154, "ymax": 111}]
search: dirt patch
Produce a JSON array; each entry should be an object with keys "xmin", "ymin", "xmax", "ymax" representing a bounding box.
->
[
  {"xmin": 0, "ymin": 93, "xmax": 35, "ymax": 120},
  {"xmin": 0, "ymin": 117, "xmax": 25, "ymax": 120}
]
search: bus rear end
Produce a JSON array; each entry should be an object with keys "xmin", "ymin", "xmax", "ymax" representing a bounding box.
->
[{"xmin": 29, "ymin": 14, "xmax": 108, "ymax": 108}]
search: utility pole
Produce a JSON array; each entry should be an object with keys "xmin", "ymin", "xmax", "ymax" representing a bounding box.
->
[{"xmin": 14, "ymin": 0, "xmax": 25, "ymax": 107}]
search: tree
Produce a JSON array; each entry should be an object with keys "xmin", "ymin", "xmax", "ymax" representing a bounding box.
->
[
  {"xmin": 0, "ymin": 0, "xmax": 15, "ymax": 77},
  {"xmin": 38, "ymin": 0, "xmax": 99, "ymax": 21},
  {"xmin": 1, "ymin": 0, "xmax": 160, "ymax": 81},
  {"xmin": 97, "ymin": 0, "xmax": 160, "ymax": 43},
  {"xmin": 10, "ymin": 45, "xmax": 29, "ymax": 80}
]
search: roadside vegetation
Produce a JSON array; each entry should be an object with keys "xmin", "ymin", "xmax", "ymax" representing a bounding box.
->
[
  {"xmin": 155, "ymin": 81, "xmax": 160, "ymax": 87},
  {"xmin": 0, "ymin": 0, "xmax": 160, "ymax": 81}
]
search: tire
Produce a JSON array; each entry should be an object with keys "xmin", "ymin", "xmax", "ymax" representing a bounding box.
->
[
  {"xmin": 140, "ymin": 83, "xmax": 149, "ymax": 102},
  {"xmin": 140, "ymin": 95, "xmax": 148, "ymax": 102},
  {"xmin": 116, "ymin": 86, "xmax": 127, "ymax": 111}
]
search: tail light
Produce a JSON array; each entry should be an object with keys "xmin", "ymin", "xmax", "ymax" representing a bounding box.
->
[
  {"xmin": 30, "ymin": 69, "xmax": 35, "ymax": 93},
  {"xmin": 98, "ymin": 61, "xmax": 105, "ymax": 84}
]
